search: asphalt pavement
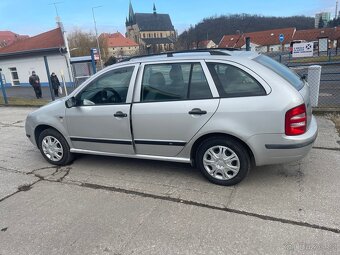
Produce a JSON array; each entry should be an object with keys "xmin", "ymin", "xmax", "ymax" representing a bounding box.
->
[{"xmin": 0, "ymin": 107, "xmax": 340, "ymax": 254}]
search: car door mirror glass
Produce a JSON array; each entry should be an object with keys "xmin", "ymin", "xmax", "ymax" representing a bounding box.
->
[{"xmin": 65, "ymin": 97, "xmax": 77, "ymax": 108}]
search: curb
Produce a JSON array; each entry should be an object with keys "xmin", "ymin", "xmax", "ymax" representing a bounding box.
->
[{"xmin": 313, "ymin": 108, "xmax": 340, "ymax": 114}]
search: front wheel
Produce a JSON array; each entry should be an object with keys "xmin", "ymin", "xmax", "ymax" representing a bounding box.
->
[
  {"xmin": 38, "ymin": 128, "xmax": 74, "ymax": 166},
  {"xmin": 196, "ymin": 137, "xmax": 250, "ymax": 186}
]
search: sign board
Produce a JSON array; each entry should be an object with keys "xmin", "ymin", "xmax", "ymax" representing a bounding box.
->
[
  {"xmin": 292, "ymin": 42, "xmax": 314, "ymax": 58},
  {"xmin": 318, "ymin": 38, "xmax": 328, "ymax": 52},
  {"xmin": 90, "ymin": 48, "xmax": 99, "ymax": 60},
  {"xmin": 279, "ymin": 34, "xmax": 284, "ymax": 43}
]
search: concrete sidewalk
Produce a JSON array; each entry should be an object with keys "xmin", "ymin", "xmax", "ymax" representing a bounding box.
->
[{"xmin": 0, "ymin": 107, "xmax": 339, "ymax": 254}]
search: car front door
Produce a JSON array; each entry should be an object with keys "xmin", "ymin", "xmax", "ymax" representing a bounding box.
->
[
  {"xmin": 131, "ymin": 61, "xmax": 219, "ymax": 157},
  {"xmin": 66, "ymin": 64, "xmax": 138, "ymax": 155}
]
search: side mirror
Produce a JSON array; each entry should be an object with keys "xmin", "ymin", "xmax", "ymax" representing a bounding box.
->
[
  {"xmin": 65, "ymin": 97, "xmax": 77, "ymax": 108},
  {"xmin": 301, "ymin": 74, "xmax": 307, "ymax": 81}
]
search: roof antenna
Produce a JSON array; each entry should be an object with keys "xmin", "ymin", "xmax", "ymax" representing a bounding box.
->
[{"xmin": 49, "ymin": 1, "xmax": 63, "ymax": 18}]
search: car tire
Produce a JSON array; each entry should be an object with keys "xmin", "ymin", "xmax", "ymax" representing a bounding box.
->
[
  {"xmin": 196, "ymin": 137, "xmax": 250, "ymax": 186},
  {"xmin": 38, "ymin": 128, "xmax": 74, "ymax": 166}
]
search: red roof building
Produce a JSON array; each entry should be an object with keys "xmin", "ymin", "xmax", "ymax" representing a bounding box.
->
[
  {"xmin": 197, "ymin": 40, "xmax": 217, "ymax": 49},
  {"xmin": 219, "ymin": 27, "xmax": 340, "ymax": 52},
  {"xmin": 0, "ymin": 27, "xmax": 72, "ymax": 87},
  {"xmin": 0, "ymin": 31, "xmax": 29, "ymax": 48},
  {"xmin": 0, "ymin": 28, "xmax": 64, "ymax": 56},
  {"xmin": 294, "ymin": 27, "xmax": 340, "ymax": 42},
  {"xmin": 219, "ymin": 28, "xmax": 296, "ymax": 51},
  {"xmin": 100, "ymin": 32, "xmax": 139, "ymax": 57}
]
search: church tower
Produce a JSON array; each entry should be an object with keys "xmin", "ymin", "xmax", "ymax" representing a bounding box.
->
[{"xmin": 125, "ymin": 1, "xmax": 176, "ymax": 53}]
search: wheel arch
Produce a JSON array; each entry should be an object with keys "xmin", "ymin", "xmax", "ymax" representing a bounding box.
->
[
  {"xmin": 190, "ymin": 133, "xmax": 256, "ymax": 167},
  {"xmin": 34, "ymin": 125, "xmax": 66, "ymax": 148}
]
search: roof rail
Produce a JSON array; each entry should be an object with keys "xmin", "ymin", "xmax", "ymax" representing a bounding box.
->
[{"xmin": 120, "ymin": 48, "xmax": 239, "ymax": 62}]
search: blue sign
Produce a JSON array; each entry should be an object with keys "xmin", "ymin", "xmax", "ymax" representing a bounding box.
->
[{"xmin": 279, "ymin": 34, "xmax": 285, "ymax": 43}]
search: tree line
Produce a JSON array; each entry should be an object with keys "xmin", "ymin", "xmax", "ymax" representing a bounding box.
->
[{"xmin": 176, "ymin": 14, "xmax": 315, "ymax": 49}]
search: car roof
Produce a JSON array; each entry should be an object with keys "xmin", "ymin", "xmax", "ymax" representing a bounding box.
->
[{"xmin": 119, "ymin": 49, "xmax": 260, "ymax": 65}]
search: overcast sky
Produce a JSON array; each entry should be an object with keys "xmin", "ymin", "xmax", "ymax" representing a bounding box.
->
[{"xmin": 0, "ymin": 0, "xmax": 337, "ymax": 36}]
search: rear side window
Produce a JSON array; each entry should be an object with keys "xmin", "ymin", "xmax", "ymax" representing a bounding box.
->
[
  {"xmin": 141, "ymin": 63, "xmax": 212, "ymax": 102},
  {"xmin": 207, "ymin": 63, "xmax": 266, "ymax": 97},
  {"xmin": 254, "ymin": 55, "xmax": 303, "ymax": 90}
]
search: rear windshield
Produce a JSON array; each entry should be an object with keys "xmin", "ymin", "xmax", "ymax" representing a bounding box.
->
[{"xmin": 254, "ymin": 55, "xmax": 304, "ymax": 90}]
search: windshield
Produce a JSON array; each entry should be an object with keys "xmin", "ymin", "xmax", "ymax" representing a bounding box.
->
[{"xmin": 254, "ymin": 55, "xmax": 304, "ymax": 91}]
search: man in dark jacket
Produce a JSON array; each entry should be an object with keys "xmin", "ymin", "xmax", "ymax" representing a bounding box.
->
[
  {"xmin": 50, "ymin": 72, "xmax": 61, "ymax": 97},
  {"xmin": 29, "ymin": 71, "xmax": 42, "ymax": 98}
]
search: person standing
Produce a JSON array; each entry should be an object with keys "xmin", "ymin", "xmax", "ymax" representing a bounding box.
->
[
  {"xmin": 29, "ymin": 71, "xmax": 42, "ymax": 99},
  {"xmin": 50, "ymin": 72, "xmax": 61, "ymax": 97}
]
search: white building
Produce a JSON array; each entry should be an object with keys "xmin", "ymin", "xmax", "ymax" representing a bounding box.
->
[
  {"xmin": 0, "ymin": 27, "xmax": 73, "ymax": 87},
  {"xmin": 315, "ymin": 12, "xmax": 331, "ymax": 28},
  {"xmin": 100, "ymin": 32, "xmax": 139, "ymax": 58}
]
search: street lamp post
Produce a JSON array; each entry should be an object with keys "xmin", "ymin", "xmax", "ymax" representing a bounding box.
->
[{"xmin": 92, "ymin": 6, "xmax": 103, "ymax": 69}]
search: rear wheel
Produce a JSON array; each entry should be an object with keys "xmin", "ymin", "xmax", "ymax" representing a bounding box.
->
[
  {"xmin": 196, "ymin": 137, "xmax": 250, "ymax": 186},
  {"xmin": 38, "ymin": 128, "xmax": 74, "ymax": 166}
]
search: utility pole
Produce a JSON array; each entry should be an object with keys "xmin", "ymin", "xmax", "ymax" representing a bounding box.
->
[
  {"xmin": 336, "ymin": 0, "xmax": 339, "ymax": 19},
  {"xmin": 49, "ymin": 1, "xmax": 74, "ymax": 83},
  {"xmin": 92, "ymin": 6, "xmax": 104, "ymax": 69}
]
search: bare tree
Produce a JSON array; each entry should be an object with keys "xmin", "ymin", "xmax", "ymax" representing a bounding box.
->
[{"xmin": 68, "ymin": 28, "xmax": 108, "ymax": 61}]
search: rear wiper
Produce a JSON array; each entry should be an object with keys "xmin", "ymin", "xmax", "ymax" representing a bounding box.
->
[{"xmin": 300, "ymin": 74, "xmax": 307, "ymax": 81}]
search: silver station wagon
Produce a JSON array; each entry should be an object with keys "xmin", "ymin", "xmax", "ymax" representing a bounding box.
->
[{"xmin": 25, "ymin": 49, "xmax": 318, "ymax": 185}]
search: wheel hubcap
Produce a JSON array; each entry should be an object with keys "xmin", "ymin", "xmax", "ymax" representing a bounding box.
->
[
  {"xmin": 42, "ymin": 136, "xmax": 63, "ymax": 162},
  {"xmin": 203, "ymin": 145, "xmax": 240, "ymax": 180}
]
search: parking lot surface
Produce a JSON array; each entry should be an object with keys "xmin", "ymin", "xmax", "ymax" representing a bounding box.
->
[{"xmin": 0, "ymin": 107, "xmax": 340, "ymax": 254}]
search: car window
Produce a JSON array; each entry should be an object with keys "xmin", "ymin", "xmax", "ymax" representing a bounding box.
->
[
  {"xmin": 207, "ymin": 63, "xmax": 266, "ymax": 97},
  {"xmin": 254, "ymin": 54, "xmax": 303, "ymax": 91},
  {"xmin": 141, "ymin": 63, "xmax": 212, "ymax": 102},
  {"xmin": 78, "ymin": 66, "xmax": 134, "ymax": 105}
]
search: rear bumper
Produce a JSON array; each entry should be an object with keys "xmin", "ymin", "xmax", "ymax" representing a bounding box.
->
[{"xmin": 247, "ymin": 115, "xmax": 318, "ymax": 166}]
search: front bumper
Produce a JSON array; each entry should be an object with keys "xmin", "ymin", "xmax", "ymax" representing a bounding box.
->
[
  {"xmin": 25, "ymin": 115, "xmax": 37, "ymax": 147},
  {"xmin": 247, "ymin": 115, "xmax": 318, "ymax": 166}
]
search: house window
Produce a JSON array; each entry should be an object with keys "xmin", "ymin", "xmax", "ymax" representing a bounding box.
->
[
  {"xmin": 154, "ymin": 33, "xmax": 157, "ymax": 38},
  {"xmin": 160, "ymin": 33, "xmax": 163, "ymax": 38},
  {"xmin": 9, "ymin": 67, "xmax": 20, "ymax": 85}
]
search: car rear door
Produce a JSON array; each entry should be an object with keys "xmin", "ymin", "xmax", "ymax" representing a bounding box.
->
[
  {"xmin": 65, "ymin": 64, "xmax": 139, "ymax": 154},
  {"xmin": 131, "ymin": 60, "xmax": 219, "ymax": 157}
]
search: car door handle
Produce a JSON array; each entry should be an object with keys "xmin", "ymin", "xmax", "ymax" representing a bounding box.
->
[
  {"xmin": 114, "ymin": 111, "xmax": 128, "ymax": 118},
  {"xmin": 188, "ymin": 108, "xmax": 207, "ymax": 115}
]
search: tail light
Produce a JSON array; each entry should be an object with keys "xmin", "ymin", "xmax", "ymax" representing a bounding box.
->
[{"xmin": 285, "ymin": 104, "xmax": 307, "ymax": 136}]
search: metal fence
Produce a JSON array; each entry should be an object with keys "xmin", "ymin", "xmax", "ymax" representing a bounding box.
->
[{"xmin": 262, "ymin": 48, "xmax": 340, "ymax": 108}]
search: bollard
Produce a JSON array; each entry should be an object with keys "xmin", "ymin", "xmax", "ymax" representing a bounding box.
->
[
  {"xmin": 0, "ymin": 69, "xmax": 8, "ymax": 105},
  {"xmin": 307, "ymin": 65, "xmax": 322, "ymax": 107}
]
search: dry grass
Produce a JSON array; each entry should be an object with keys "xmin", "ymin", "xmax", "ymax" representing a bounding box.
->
[
  {"xmin": 0, "ymin": 97, "xmax": 49, "ymax": 107},
  {"xmin": 326, "ymin": 113, "xmax": 340, "ymax": 135},
  {"xmin": 290, "ymin": 55, "xmax": 340, "ymax": 64}
]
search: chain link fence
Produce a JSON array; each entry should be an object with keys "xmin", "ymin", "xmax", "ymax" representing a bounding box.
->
[{"xmin": 264, "ymin": 50, "xmax": 340, "ymax": 108}]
